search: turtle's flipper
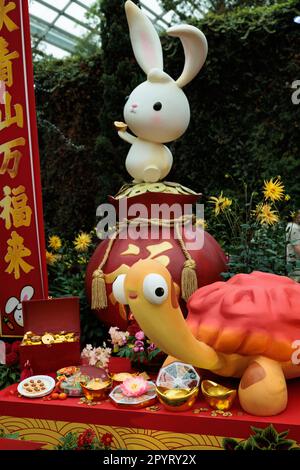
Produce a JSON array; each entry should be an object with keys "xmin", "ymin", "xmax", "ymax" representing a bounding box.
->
[{"xmin": 238, "ymin": 356, "xmax": 287, "ymax": 416}]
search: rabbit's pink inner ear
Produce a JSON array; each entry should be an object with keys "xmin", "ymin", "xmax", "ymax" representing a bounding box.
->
[
  {"xmin": 126, "ymin": 1, "xmax": 163, "ymax": 74},
  {"xmin": 141, "ymin": 32, "xmax": 159, "ymax": 71}
]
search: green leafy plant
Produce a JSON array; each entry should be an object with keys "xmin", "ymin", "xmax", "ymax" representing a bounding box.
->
[
  {"xmin": 0, "ymin": 428, "xmax": 20, "ymax": 440},
  {"xmin": 206, "ymin": 177, "xmax": 293, "ymax": 277},
  {"xmin": 223, "ymin": 424, "xmax": 300, "ymax": 450},
  {"xmin": 0, "ymin": 365, "xmax": 20, "ymax": 391}
]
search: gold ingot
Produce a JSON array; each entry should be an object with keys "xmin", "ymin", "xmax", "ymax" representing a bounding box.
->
[
  {"xmin": 42, "ymin": 334, "xmax": 55, "ymax": 345},
  {"xmin": 201, "ymin": 380, "xmax": 237, "ymax": 411},
  {"xmin": 156, "ymin": 386, "xmax": 199, "ymax": 412},
  {"xmin": 114, "ymin": 121, "xmax": 127, "ymax": 132},
  {"xmin": 80, "ymin": 379, "xmax": 112, "ymax": 401}
]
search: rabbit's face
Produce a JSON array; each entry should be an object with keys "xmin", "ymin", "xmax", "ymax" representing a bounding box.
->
[{"xmin": 124, "ymin": 71, "xmax": 190, "ymax": 143}]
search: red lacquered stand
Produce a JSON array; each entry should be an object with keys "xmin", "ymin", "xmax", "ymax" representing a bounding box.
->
[{"xmin": 0, "ymin": 359, "xmax": 300, "ymax": 450}]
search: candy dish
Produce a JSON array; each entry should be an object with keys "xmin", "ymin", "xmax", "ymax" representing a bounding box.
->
[{"xmin": 18, "ymin": 375, "xmax": 55, "ymax": 398}]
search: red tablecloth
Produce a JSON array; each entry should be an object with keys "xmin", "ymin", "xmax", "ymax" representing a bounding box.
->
[{"xmin": 1, "ymin": 378, "xmax": 300, "ymax": 440}]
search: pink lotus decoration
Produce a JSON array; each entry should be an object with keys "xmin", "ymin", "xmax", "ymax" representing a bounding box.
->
[{"xmin": 120, "ymin": 376, "xmax": 149, "ymax": 397}]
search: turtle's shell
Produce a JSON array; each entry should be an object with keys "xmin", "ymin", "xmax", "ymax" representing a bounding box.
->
[{"xmin": 187, "ymin": 271, "xmax": 300, "ymax": 362}]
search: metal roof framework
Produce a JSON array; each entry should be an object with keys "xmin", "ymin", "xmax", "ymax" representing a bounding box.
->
[{"xmin": 29, "ymin": 0, "xmax": 175, "ymax": 58}]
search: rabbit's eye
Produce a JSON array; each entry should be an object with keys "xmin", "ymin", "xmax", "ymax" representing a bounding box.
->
[{"xmin": 153, "ymin": 102, "xmax": 162, "ymax": 111}]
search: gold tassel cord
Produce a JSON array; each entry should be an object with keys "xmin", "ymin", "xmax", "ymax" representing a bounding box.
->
[
  {"xmin": 175, "ymin": 223, "xmax": 198, "ymax": 301},
  {"xmin": 91, "ymin": 230, "xmax": 119, "ymax": 310},
  {"xmin": 181, "ymin": 259, "xmax": 198, "ymax": 302},
  {"xmin": 91, "ymin": 215, "xmax": 199, "ymax": 309},
  {"xmin": 91, "ymin": 268, "xmax": 107, "ymax": 310}
]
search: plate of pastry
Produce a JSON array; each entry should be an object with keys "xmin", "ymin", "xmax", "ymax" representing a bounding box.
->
[{"xmin": 18, "ymin": 375, "xmax": 55, "ymax": 398}]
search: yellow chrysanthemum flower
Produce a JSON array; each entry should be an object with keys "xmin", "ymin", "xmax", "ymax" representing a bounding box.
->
[
  {"xmin": 74, "ymin": 233, "xmax": 92, "ymax": 252},
  {"xmin": 46, "ymin": 251, "xmax": 59, "ymax": 266},
  {"xmin": 285, "ymin": 194, "xmax": 291, "ymax": 201},
  {"xmin": 48, "ymin": 235, "xmax": 62, "ymax": 251},
  {"xmin": 209, "ymin": 192, "xmax": 232, "ymax": 216},
  {"xmin": 263, "ymin": 178, "xmax": 284, "ymax": 202},
  {"xmin": 256, "ymin": 203, "xmax": 279, "ymax": 226},
  {"xmin": 195, "ymin": 218, "xmax": 208, "ymax": 229}
]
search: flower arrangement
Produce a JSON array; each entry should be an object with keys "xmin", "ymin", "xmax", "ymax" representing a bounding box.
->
[
  {"xmin": 120, "ymin": 376, "xmax": 149, "ymax": 397},
  {"xmin": 109, "ymin": 324, "xmax": 161, "ymax": 365},
  {"xmin": 207, "ymin": 176, "xmax": 293, "ymax": 278},
  {"xmin": 55, "ymin": 429, "xmax": 114, "ymax": 450},
  {"xmin": 81, "ymin": 344, "xmax": 112, "ymax": 369}
]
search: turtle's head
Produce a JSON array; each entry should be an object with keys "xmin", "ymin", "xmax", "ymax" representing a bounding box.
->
[
  {"xmin": 112, "ymin": 259, "xmax": 182, "ymax": 354},
  {"xmin": 112, "ymin": 259, "xmax": 221, "ymax": 371}
]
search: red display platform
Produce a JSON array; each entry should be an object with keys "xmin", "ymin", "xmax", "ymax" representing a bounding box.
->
[
  {"xmin": 1, "ymin": 372, "xmax": 300, "ymax": 450},
  {"xmin": 0, "ymin": 438, "xmax": 44, "ymax": 451}
]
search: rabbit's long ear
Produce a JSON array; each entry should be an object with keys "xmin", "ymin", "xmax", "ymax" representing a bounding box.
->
[
  {"xmin": 125, "ymin": 1, "xmax": 163, "ymax": 74},
  {"xmin": 167, "ymin": 25, "xmax": 208, "ymax": 88}
]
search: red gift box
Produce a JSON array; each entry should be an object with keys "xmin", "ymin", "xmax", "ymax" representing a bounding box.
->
[{"xmin": 20, "ymin": 297, "xmax": 80, "ymax": 375}]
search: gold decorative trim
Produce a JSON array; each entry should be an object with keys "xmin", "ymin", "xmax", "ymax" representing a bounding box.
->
[
  {"xmin": 114, "ymin": 182, "xmax": 199, "ymax": 199},
  {"xmin": 0, "ymin": 416, "xmax": 229, "ymax": 450}
]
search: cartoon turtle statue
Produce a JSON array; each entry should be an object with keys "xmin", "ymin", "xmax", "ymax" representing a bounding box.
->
[{"xmin": 112, "ymin": 259, "xmax": 300, "ymax": 416}]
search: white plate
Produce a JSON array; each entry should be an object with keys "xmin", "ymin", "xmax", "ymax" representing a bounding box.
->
[{"xmin": 17, "ymin": 375, "xmax": 55, "ymax": 398}]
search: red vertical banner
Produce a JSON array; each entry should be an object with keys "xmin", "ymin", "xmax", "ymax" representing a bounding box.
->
[{"xmin": 0, "ymin": 0, "xmax": 48, "ymax": 337}]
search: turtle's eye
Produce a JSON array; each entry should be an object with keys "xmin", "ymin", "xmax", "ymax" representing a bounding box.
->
[
  {"xmin": 143, "ymin": 274, "xmax": 168, "ymax": 305},
  {"xmin": 112, "ymin": 274, "xmax": 127, "ymax": 305}
]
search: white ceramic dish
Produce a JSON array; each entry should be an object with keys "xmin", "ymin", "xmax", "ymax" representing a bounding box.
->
[
  {"xmin": 17, "ymin": 375, "xmax": 55, "ymax": 398},
  {"xmin": 109, "ymin": 381, "xmax": 157, "ymax": 407}
]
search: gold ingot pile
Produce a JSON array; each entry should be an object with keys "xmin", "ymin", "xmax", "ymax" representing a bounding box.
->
[{"xmin": 21, "ymin": 331, "xmax": 79, "ymax": 346}]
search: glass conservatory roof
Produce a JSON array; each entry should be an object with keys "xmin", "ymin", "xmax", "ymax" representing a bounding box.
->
[{"xmin": 29, "ymin": 0, "xmax": 176, "ymax": 58}]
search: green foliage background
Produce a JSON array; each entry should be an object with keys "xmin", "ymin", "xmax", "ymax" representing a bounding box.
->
[{"xmin": 34, "ymin": 0, "xmax": 300, "ymax": 239}]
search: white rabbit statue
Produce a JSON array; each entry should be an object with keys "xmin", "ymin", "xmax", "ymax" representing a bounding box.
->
[{"xmin": 115, "ymin": 0, "xmax": 208, "ymax": 183}]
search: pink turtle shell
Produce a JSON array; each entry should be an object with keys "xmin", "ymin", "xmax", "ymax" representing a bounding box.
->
[{"xmin": 187, "ymin": 271, "xmax": 300, "ymax": 362}]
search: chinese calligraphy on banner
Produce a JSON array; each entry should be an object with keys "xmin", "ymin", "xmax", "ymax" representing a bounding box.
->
[{"xmin": 0, "ymin": 0, "xmax": 48, "ymax": 336}]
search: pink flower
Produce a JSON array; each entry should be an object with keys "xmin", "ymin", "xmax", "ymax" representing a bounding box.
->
[
  {"xmin": 147, "ymin": 343, "xmax": 156, "ymax": 352},
  {"xmin": 135, "ymin": 331, "xmax": 145, "ymax": 341},
  {"xmin": 134, "ymin": 340, "xmax": 144, "ymax": 352},
  {"xmin": 120, "ymin": 377, "xmax": 149, "ymax": 397}
]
